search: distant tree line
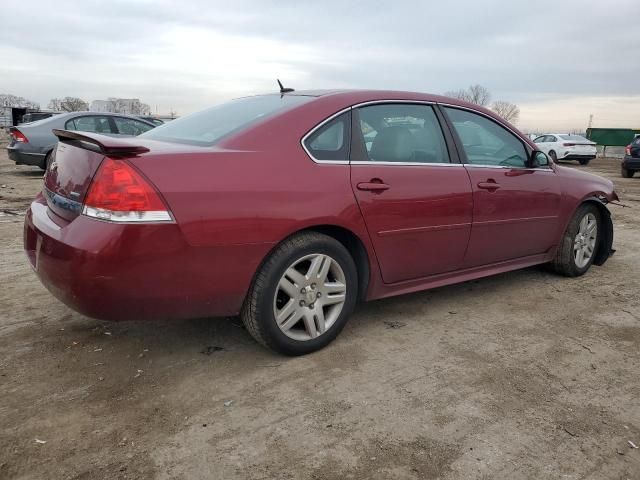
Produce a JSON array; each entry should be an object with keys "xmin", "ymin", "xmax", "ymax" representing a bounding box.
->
[
  {"xmin": 0, "ymin": 93, "xmax": 152, "ymax": 116},
  {"xmin": 0, "ymin": 93, "xmax": 40, "ymax": 110},
  {"xmin": 444, "ymin": 84, "xmax": 520, "ymax": 124}
]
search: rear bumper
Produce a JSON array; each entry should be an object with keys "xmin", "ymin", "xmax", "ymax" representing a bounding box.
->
[
  {"xmin": 24, "ymin": 195, "xmax": 272, "ymax": 321},
  {"xmin": 7, "ymin": 147, "xmax": 45, "ymax": 166},
  {"xmin": 622, "ymin": 155, "xmax": 640, "ymax": 170},
  {"xmin": 561, "ymin": 153, "xmax": 596, "ymax": 160}
]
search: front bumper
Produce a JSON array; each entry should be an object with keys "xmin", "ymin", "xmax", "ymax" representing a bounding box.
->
[
  {"xmin": 24, "ymin": 195, "xmax": 270, "ymax": 321},
  {"xmin": 7, "ymin": 147, "xmax": 45, "ymax": 166},
  {"xmin": 622, "ymin": 155, "xmax": 640, "ymax": 170}
]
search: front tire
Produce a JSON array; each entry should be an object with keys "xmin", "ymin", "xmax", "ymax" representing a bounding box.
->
[
  {"xmin": 621, "ymin": 166, "xmax": 635, "ymax": 178},
  {"xmin": 241, "ymin": 232, "xmax": 358, "ymax": 355},
  {"xmin": 549, "ymin": 150, "xmax": 558, "ymax": 162},
  {"xmin": 551, "ymin": 204, "xmax": 600, "ymax": 277}
]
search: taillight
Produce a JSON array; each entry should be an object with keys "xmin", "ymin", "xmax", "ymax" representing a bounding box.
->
[
  {"xmin": 562, "ymin": 143, "xmax": 575, "ymax": 147},
  {"xmin": 626, "ymin": 145, "xmax": 632, "ymax": 156},
  {"xmin": 10, "ymin": 129, "xmax": 28, "ymax": 143},
  {"xmin": 82, "ymin": 158, "xmax": 172, "ymax": 223}
]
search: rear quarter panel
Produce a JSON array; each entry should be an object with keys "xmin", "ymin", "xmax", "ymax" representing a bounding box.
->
[{"xmin": 129, "ymin": 102, "xmax": 378, "ymax": 303}]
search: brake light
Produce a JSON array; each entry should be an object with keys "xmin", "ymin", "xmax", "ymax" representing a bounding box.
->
[
  {"xmin": 562, "ymin": 143, "xmax": 575, "ymax": 147},
  {"xmin": 10, "ymin": 129, "xmax": 28, "ymax": 143},
  {"xmin": 82, "ymin": 158, "xmax": 172, "ymax": 222},
  {"xmin": 626, "ymin": 145, "xmax": 632, "ymax": 156}
]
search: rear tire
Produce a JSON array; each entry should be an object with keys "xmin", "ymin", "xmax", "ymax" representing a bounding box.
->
[
  {"xmin": 551, "ymin": 204, "xmax": 601, "ymax": 277},
  {"xmin": 621, "ymin": 166, "xmax": 635, "ymax": 178},
  {"xmin": 578, "ymin": 159, "xmax": 590, "ymax": 166},
  {"xmin": 40, "ymin": 151, "xmax": 53, "ymax": 171},
  {"xmin": 241, "ymin": 232, "xmax": 358, "ymax": 356},
  {"xmin": 549, "ymin": 150, "xmax": 557, "ymax": 162}
]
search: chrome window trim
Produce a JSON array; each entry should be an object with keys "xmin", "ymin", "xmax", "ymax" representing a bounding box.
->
[
  {"xmin": 438, "ymin": 102, "xmax": 529, "ymax": 145},
  {"xmin": 464, "ymin": 164, "xmax": 555, "ymax": 172},
  {"xmin": 301, "ymin": 100, "xmax": 442, "ymax": 165},
  {"xmin": 300, "ymin": 106, "xmax": 352, "ymax": 165},
  {"xmin": 350, "ymin": 161, "xmax": 462, "ymax": 167}
]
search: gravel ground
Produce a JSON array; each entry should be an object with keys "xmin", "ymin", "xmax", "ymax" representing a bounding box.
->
[{"xmin": 1, "ymin": 142, "xmax": 639, "ymax": 479}]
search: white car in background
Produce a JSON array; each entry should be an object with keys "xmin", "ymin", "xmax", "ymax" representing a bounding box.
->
[{"xmin": 533, "ymin": 134, "xmax": 597, "ymax": 165}]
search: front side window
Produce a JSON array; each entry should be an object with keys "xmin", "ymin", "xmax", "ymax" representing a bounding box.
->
[
  {"xmin": 66, "ymin": 116, "xmax": 114, "ymax": 134},
  {"xmin": 303, "ymin": 112, "xmax": 350, "ymax": 161},
  {"xmin": 354, "ymin": 104, "xmax": 450, "ymax": 164},
  {"xmin": 533, "ymin": 136, "xmax": 545, "ymax": 143},
  {"xmin": 444, "ymin": 107, "xmax": 527, "ymax": 167},
  {"xmin": 114, "ymin": 117, "xmax": 154, "ymax": 136}
]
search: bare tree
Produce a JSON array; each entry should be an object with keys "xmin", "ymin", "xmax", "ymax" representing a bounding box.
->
[
  {"xmin": 47, "ymin": 98, "xmax": 63, "ymax": 111},
  {"xmin": 48, "ymin": 97, "xmax": 88, "ymax": 112},
  {"xmin": 444, "ymin": 84, "xmax": 491, "ymax": 107},
  {"xmin": 443, "ymin": 88, "xmax": 472, "ymax": 102},
  {"xmin": 491, "ymin": 101, "xmax": 520, "ymax": 124},
  {"xmin": 467, "ymin": 85, "xmax": 491, "ymax": 107},
  {"xmin": 129, "ymin": 100, "xmax": 151, "ymax": 115},
  {"xmin": 0, "ymin": 93, "xmax": 40, "ymax": 109}
]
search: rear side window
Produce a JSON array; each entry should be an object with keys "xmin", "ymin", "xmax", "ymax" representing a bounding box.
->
[
  {"xmin": 113, "ymin": 117, "xmax": 154, "ymax": 135},
  {"xmin": 353, "ymin": 103, "xmax": 450, "ymax": 164},
  {"xmin": 444, "ymin": 107, "xmax": 527, "ymax": 167},
  {"xmin": 141, "ymin": 94, "xmax": 312, "ymax": 146},
  {"xmin": 65, "ymin": 116, "xmax": 114, "ymax": 134},
  {"xmin": 303, "ymin": 112, "xmax": 351, "ymax": 161}
]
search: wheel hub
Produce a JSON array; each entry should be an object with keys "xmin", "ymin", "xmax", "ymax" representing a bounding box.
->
[{"xmin": 273, "ymin": 253, "xmax": 347, "ymax": 341}]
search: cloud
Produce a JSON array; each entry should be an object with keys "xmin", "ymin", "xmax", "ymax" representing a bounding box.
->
[{"xmin": 1, "ymin": 0, "xmax": 638, "ymax": 129}]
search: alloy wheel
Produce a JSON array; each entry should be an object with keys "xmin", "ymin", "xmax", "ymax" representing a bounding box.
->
[
  {"xmin": 273, "ymin": 253, "xmax": 347, "ymax": 341},
  {"xmin": 573, "ymin": 212, "xmax": 597, "ymax": 268}
]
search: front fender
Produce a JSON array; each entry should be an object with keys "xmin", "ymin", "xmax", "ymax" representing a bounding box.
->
[{"xmin": 582, "ymin": 197, "xmax": 615, "ymax": 266}]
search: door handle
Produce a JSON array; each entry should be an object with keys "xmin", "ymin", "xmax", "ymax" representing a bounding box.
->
[
  {"xmin": 357, "ymin": 181, "xmax": 390, "ymax": 192},
  {"xmin": 477, "ymin": 180, "xmax": 501, "ymax": 190}
]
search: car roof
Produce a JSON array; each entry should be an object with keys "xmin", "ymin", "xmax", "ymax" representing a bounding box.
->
[{"xmin": 268, "ymin": 89, "xmax": 512, "ymax": 125}]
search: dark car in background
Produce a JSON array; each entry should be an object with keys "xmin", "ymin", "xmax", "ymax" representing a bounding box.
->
[
  {"xmin": 622, "ymin": 135, "xmax": 640, "ymax": 178},
  {"xmin": 7, "ymin": 112, "xmax": 156, "ymax": 170}
]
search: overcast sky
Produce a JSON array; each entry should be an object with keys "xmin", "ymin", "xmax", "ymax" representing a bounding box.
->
[{"xmin": 2, "ymin": 0, "xmax": 638, "ymax": 131}]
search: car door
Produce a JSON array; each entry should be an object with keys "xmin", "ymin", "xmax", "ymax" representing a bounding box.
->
[
  {"xmin": 442, "ymin": 106, "xmax": 562, "ymax": 267},
  {"xmin": 349, "ymin": 103, "xmax": 473, "ymax": 284}
]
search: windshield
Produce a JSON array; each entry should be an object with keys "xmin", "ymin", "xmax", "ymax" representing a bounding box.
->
[
  {"xmin": 141, "ymin": 95, "xmax": 313, "ymax": 146},
  {"xmin": 559, "ymin": 135, "xmax": 589, "ymax": 141}
]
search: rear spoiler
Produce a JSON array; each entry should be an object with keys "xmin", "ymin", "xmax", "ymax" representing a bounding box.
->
[{"xmin": 52, "ymin": 129, "xmax": 150, "ymax": 156}]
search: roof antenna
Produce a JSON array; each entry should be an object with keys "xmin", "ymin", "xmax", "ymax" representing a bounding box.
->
[{"xmin": 277, "ymin": 79, "xmax": 295, "ymax": 94}]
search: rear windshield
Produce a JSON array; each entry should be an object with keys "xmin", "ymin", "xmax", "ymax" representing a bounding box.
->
[
  {"xmin": 559, "ymin": 135, "xmax": 588, "ymax": 141},
  {"xmin": 141, "ymin": 95, "xmax": 313, "ymax": 146}
]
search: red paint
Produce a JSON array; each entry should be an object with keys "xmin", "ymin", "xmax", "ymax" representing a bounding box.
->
[{"xmin": 24, "ymin": 90, "xmax": 617, "ymax": 322}]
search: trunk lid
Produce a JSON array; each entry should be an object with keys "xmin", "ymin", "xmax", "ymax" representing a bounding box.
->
[{"xmin": 43, "ymin": 130, "xmax": 150, "ymax": 221}]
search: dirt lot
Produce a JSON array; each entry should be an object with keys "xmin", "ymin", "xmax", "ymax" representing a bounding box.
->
[{"xmin": 1, "ymin": 140, "xmax": 639, "ymax": 479}]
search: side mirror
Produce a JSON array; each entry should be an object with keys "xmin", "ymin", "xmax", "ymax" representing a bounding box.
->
[{"xmin": 530, "ymin": 151, "xmax": 550, "ymax": 168}]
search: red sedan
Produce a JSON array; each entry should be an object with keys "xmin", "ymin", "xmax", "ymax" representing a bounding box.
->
[{"xmin": 24, "ymin": 89, "xmax": 618, "ymax": 355}]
